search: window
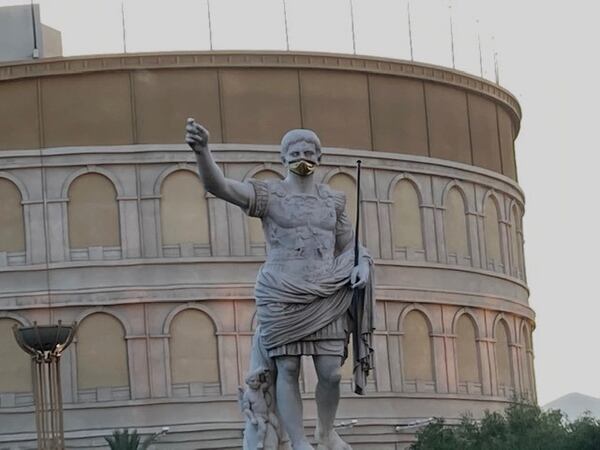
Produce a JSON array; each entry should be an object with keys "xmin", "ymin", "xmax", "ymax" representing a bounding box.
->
[
  {"xmin": 483, "ymin": 197, "xmax": 502, "ymax": 271},
  {"xmin": 77, "ymin": 313, "xmax": 129, "ymax": 392},
  {"xmin": 444, "ymin": 188, "xmax": 469, "ymax": 264},
  {"xmin": 160, "ymin": 170, "xmax": 210, "ymax": 256},
  {"xmin": 0, "ymin": 319, "xmax": 31, "ymax": 394},
  {"xmin": 392, "ymin": 180, "xmax": 423, "ymax": 257},
  {"xmin": 170, "ymin": 309, "xmax": 219, "ymax": 389},
  {"xmin": 456, "ymin": 314, "xmax": 481, "ymax": 391},
  {"xmin": 68, "ymin": 174, "xmax": 120, "ymax": 249},
  {"xmin": 402, "ymin": 310, "xmax": 434, "ymax": 389},
  {"xmin": 0, "ymin": 178, "xmax": 25, "ymax": 254},
  {"xmin": 495, "ymin": 320, "xmax": 514, "ymax": 395}
]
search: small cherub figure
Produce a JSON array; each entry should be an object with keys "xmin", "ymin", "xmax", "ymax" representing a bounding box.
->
[{"xmin": 239, "ymin": 368, "xmax": 280, "ymax": 449}]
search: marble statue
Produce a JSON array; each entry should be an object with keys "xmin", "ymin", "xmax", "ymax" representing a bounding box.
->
[
  {"xmin": 186, "ymin": 119, "xmax": 375, "ymax": 450},
  {"xmin": 239, "ymin": 368, "xmax": 284, "ymax": 449}
]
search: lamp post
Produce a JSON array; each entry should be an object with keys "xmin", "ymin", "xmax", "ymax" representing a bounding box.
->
[{"xmin": 13, "ymin": 321, "xmax": 77, "ymax": 450}]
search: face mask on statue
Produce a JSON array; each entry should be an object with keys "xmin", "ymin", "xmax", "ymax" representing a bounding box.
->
[{"xmin": 288, "ymin": 159, "xmax": 317, "ymax": 176}]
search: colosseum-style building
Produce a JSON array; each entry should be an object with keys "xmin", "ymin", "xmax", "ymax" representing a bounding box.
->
[{"xmin": 0, "ymin": 51, "xmax": 534, "ymax": 449}]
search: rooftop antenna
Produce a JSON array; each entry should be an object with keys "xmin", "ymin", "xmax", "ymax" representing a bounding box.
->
[
  {"xmin": 120, "ymin": 0, "xmax": 127, "ymax": 53},
  {"xmin": 282, "ymin": 0, "xmax": 290, "ymax": 51},
  {"xmin": 407, "ymin": 0, "xmax": 414, "ymax": 61},
  {"xmin": 448, "ymin": 0, "xmax": 456, "ymax": 69},
  {"xmin": 492, "ymin": 35, "xmax": 500, "ymax": 84},
  {"xmin": 476, "ymin": 19, "xmax": 484, "ymax": 77},
  {"xmin": 349, "ymin": 0, "xmax": 357, "ymax": 55},
  {"xmin": 29, "ymin": 0, "xmax": 39, "ymax": 58},
  {"xmin": 207, "ymin": 0, "xmax": 214, "ymax": 50}
]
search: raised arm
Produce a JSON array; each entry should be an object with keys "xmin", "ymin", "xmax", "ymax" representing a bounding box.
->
[{"xmin": 185, "ymin": 118, "xmax": 253, "ymax": 209}]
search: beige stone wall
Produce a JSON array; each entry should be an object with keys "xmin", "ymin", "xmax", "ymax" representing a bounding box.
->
[{"xmin": 0, "ymin": 52, "xmax": 520, "ymax": 180}]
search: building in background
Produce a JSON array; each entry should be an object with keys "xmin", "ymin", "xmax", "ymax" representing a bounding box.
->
[
  {"xmin": 0, "ymin": 50, "xmax": 534, "ymax": 449},
  {"xmin": 0, "ymin": 4, "xmax": 62, "ymax": 63}
]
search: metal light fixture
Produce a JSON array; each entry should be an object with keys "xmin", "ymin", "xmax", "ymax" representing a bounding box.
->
[{"xmin": 13, "ymin": 321, "xmax": 77, "ymax": 450}]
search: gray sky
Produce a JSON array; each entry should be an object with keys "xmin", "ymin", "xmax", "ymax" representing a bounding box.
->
[{"xmin": 2, "ymin": 0, "xmax": 598, "ymax": 406}]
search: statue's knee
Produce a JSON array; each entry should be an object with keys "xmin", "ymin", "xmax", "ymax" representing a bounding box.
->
[
  {"xmin": 320, "ymin": 368, "xmax": 341, "ymax": 386},
  {"xmin": 275, "ymin": 357, "xmax": 300, "ymax": 379}
]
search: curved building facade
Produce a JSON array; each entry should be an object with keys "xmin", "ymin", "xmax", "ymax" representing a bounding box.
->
[{"xmin": 0, "ymin": 51, "xmax": 534, "ymax": 449}]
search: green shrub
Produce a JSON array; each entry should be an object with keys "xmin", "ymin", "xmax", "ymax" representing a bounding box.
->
[{"xmin": 410, "ymin": 401, "xmax": 600, "ymax": 450}]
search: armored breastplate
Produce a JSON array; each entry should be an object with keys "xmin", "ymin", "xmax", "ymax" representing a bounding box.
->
[{"xmin": 262, "ymin": 184, "xmax": 338, "ymax": 280}]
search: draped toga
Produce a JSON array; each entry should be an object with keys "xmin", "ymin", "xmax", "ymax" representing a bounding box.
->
[{"xmin": 245, "ymin": 179, "xmax": 375, "ymax": 393}]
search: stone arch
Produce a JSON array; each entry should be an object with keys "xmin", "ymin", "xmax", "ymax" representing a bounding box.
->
[
  {"xmin": 153, "ymin": 164, "xmax": 198, "ymax": 196},
  {"xmin": 326, "ymin": 171, "xmax": 358, "ymax": 229},
  {"xmin": 242, "ymin": 164, "xmax": 286, "ymax": 182},
  {"xmin": 0, "ymin": 316, "xmax": 33, "ymax": 393},
  {"xmin": 451, "ymin": 308, "xmax": 483, "ymax": 338},
  {"xmin": 322, "ymin": 167, "xmax": 357, "ymax": 185},
  {"xmin": 76, "ymin": 312, "xmax": 129, "ymax": 391},
  {"xmin": 61, "ymin": 166, "xmax": 125, "ymax": 199},
  {"xmin": 399, "ymin": 308, "xmax": 435, "ymax": 386},
  {"xmin": 482, "ymin": 190, "xmax": 504, "ymax": 271},
  {"xmin": 491, "ymin": 313, "xmax": 514, "ymax": 343},
  {"xmin": 440, "ymin": 179, "xmax": 469, "ymax": 209},
  {"xmin": 397, "ymin": 303, "xmax": 435, "ymax": 333},
  {"xmin": 163, "ymin": 303, "xmax": 223, "ymax": 335},
  {"xmin": 508, "ymin": 200, "xmax": 525, "ymax": 278},
  {"xmin": 454, "ymin": 312, "xmax": 482, "ymax": 387},
  {"xmin": 0, "ymin": 172, "xmax": 30, "ymax": 201},
  {"xmin": 520, "ymin": 321, "xmax": 535, "ymax": 398},
  {"xmin": 494, "ymin": 317, "xmax": 514, "ymax": 392},
  {"xmin": 167, "ymin": 306, "xmax": 220, "ymax": 386},
  {"xmin": 74, "ymin": 307, "xmax": 133, "ymax": 336},
  {"xmin": 388, "ymin": 175, "xmax": 424, "ymax": 254},
  {"xmin": 67, "ymin": 171, "xmax": 121, "ymax": 249},
  {"xmin": 0, "ymin": 176, "xmax": 26, "ymax": 254},
  {"xmin": 159, "ymin": 168, "xmax": 210, "ymax": 248},
  {"xmin": 442, "ymin": 181, "xmax": 471, "ymax": 264}
]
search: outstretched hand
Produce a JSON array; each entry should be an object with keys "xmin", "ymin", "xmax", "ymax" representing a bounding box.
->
[
  {"xmin": 350, "ymin": 260, "xmax": 369, "ymax": 289},
  {"xmin": 185, "ymin": 118, "xmax": 210, "ymax": 152}
]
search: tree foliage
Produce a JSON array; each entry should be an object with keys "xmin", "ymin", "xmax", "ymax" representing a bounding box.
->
[
  {"xmin": 410, "ymin": 401, "xmax": 600, "ymax": 450},
  {"xmin": 105, "ymin": 429, "xmax": 160, "ymax": 450}
]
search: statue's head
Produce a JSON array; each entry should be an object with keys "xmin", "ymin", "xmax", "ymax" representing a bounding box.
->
[
  {"xmin": 245, "ymin": 368, "xmax": 266, "ymax": 389},
  {"xmin": 280, "ymin": 129, "xmax": 322, "ymax": 176}
]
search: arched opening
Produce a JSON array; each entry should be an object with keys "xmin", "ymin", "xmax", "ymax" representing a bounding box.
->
[
  {"xmin": 402, "ymin": 310, "xmax": 434, "ymax": 392},
  {"xmin": 511, "ymin": 204, "xmax": 525, "ymax": 279},
  {"xmin": 456, "ymin": 314, "xmax": 481, "ymax": 393},
  {"xmin": 328, "ymin": 173, "xmax": 357, "ymax": 226},
  {"xmin": 248, "ymin": 170, "xmax": 283, "ymax": 254},
  {"xmin": 0, "ymin": 319, "xmax": 32, "ymax": 396},
  {"xmin": 483, "ymin": 196, "xmax": 502, "ymax": 271},
  {"xmin": 0, "ymin": 178, "xmax": 25, "ymax": 257},
  {"xmin": 392, "ymin": 180, "xmax": 423, "ymax": 259},
  {"xmin": 495, "ymin": 320, "xmax": 514, "ymax": 396},
  {"xmin": 161, "ymin": 170, "xmax": 210, "ymax": 256},
  {"xmin": 444, "ymin": 187, "xmax": 470, "ymax": 265},
  {"xmin": 68, "ymin": 173, "xmax": 120, "ymax": 250},
  {"xmin": 76, "ymin": 313, "xmax": 129, "ymax": 400},
  {"xmin": 521, "ymin": 324, "xmax": 535, "ymax": 400},
  {"xmin": 170, "ymin": 309, "xmax": 220, "ymax": 396}
]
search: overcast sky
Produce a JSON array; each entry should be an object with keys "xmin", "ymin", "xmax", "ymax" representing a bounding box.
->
[{"xmin": 2, "ymin": 0, "xmax": 598, "ymax": 407}]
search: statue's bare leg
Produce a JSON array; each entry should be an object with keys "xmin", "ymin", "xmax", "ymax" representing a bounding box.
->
[
  {"xmin": 275, "ymin": 356, "xmax": 314, "ymax": 450},
  {"xmin": 313, "ymin": 355, "xmax": 351, "ymax": 450}
]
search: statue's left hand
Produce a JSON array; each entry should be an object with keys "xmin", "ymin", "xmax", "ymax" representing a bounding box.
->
[{"xmin": 350, "ymin": 260, "xmax": 369, "ymax": 289}]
